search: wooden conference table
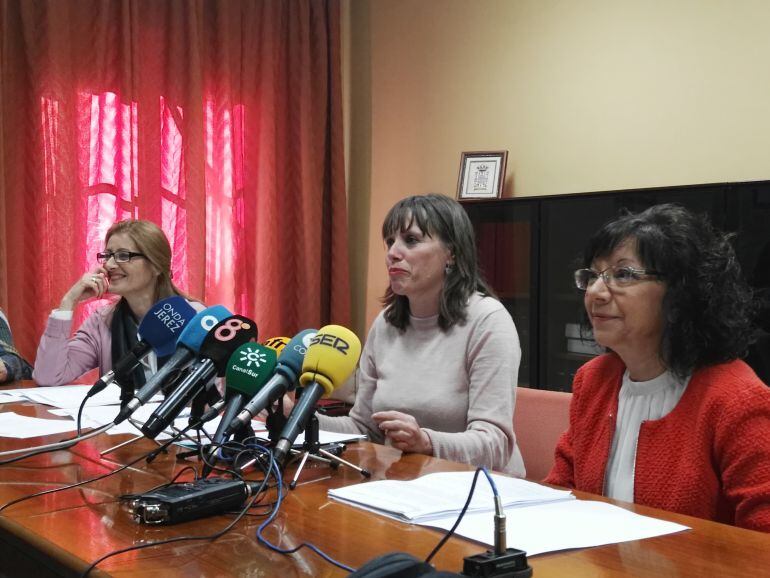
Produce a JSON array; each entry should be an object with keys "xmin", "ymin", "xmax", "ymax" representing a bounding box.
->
[{"xmin": 1, "ymin": 383, "xmax": 770, "ymax": 577}]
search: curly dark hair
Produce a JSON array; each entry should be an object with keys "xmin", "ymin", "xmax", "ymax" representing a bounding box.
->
[
  {"xmin": 381, "ymin": 194, "xmax": 494, "ymax": 331},
  {"xmin": 581, "ymin": 203, "xmax": 754, "ymax": 377}
]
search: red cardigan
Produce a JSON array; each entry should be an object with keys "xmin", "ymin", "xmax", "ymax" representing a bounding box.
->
[{"xmin": 545, "ymin": 354, "xmax": 770, "ymax": 532}]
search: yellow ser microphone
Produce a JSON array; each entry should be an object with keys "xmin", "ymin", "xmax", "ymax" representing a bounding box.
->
[{"xmin": 272, "ymin": 325, "xmax": 361, "ymax": 464}]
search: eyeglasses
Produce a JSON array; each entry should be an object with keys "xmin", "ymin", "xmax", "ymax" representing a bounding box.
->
[
  {"xmin": 96, "ymin": 250, "xmax": 146, "ymax": 264},
  {"xmin": 574, "ymin": 265, "xmax": 663, "ymax": 291}
]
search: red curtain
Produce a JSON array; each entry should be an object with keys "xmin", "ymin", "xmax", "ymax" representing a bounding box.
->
[{"xmin": 0, "ymin": 0, "xmax": 350, "ymax": 361}]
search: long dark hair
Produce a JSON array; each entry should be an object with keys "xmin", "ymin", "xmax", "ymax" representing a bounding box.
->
[
  {"xmin": 582, "ymin": 203, "xmax": 754, "ymax": 377},
  {"xmin": 381, "ymin": 194, "xmax": 494, "ymax": 331}
]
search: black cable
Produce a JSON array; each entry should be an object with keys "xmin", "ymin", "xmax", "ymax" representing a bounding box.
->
[
  {"xmin": 75, "ymin": 393, "xmax": 90, "ymax": 437},
  {"xmin": 0, "ymin": 419, "xmax": 204, "ymax": 512},
  {"xmin": 80, "ymin": 451, "xmax": 276, "ymax": 577},
  {"xmin": 118, "ymin": 465, "xmax": 199, "ymax": 501},
  {"xmin": 0, "ymin": 423, "xmax": 113, "ymax": 467},
  {"xmin": 424, "ymin": 467, "xmax": 484, "ymax": 564}
]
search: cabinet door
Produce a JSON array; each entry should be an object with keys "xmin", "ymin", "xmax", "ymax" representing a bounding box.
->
[
  {"xmin": 727, "ymin": 182, "xmax": 770, "ymax": 385},
  {"xmin": 465, "ymin": 201, "xmax": 535, "ymax": 387},
  {"xmin": 540, "ymin": 196, "xmax": 620, "ymax": 391},
  {"xmin": 540, "ymin": 187, "xmax": 726, "ymax": 392}
]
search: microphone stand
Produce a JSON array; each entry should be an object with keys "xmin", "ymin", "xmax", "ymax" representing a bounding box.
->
[
  {"xmin": 175, "ymin": 385, "xmax": 221, "ymax": 460},
  {"xmin": 285, "ymin": 413, "xmax": 371, "ymax": 489}
]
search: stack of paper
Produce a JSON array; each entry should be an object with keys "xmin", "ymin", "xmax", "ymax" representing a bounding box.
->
[
  {"xmin": 329, "ymin": 471, "xmax": 690, "ymax": 555},
  {"xmin": 329, "ymin": 471, "xmax": 574, "ymax": 523}
]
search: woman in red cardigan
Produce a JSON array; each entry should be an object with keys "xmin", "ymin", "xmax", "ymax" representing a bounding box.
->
[{"xmin": 545, "ymin": 203, "xmax": 770, "ymax": 532}]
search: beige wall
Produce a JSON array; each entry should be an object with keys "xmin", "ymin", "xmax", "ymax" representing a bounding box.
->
[{"xmin": 344, "ymin": 0, "xmax": 770, "ymax": 336}]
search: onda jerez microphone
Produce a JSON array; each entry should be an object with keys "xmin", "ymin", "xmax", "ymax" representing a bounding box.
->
[
  {"xmin": 87, "ymin": 296, "xmax": 197, "ymax": 398},
  {"xmin": 273, "ymin": 325, "xmax": 361, "ymax": 465},
  {"xmin": 113, "ymin": 305, "xmax": 232, "ymax": 425}
]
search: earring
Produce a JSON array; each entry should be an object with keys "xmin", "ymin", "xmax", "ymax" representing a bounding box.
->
[{"xmin": 445, "ymin": 263, "xmax": 454, "ymax": 274}]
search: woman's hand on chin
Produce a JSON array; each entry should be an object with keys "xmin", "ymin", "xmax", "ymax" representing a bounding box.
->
[
  {"xmin": 372, "ymin": 410, "xmax": 432, "ymax": 455},
  {"xmin": 60, "ymin": 268, "xmax": 110, "ymax": 310}
]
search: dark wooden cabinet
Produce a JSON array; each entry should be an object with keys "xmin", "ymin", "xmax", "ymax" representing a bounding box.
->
[{"xmin": 464, "ymin": 180, "xmax": 770, "ymax": 391}]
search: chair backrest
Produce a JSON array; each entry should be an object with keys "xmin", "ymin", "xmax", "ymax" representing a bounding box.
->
[{"xmin": 514, "ymin": 387, "xmax": 572, "ymax": 482}]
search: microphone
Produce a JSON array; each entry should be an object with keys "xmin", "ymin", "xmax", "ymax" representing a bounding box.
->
[
  {"xmin": 140, "ymin": 315, "xmax": 258, "ymax": 439},
  {"xmin": 273, "ymin": 325, "xmax": 361, "ymax": 465},
  {"xmin": 113, "ymin": 305, "xmax": 232, "ymax": 424},
  {"xmin": 87, "ymin": 296, "xmax": 197, "ymax": 398},
  {"xmin": 201, "ymin": 342, "xmax": 278, "ymax": 477},
  {"xmin": 263, "ymin": 336, "xmax": 290, "ymax": 354},
  {"xmin": 223, "ymin": 329, "xmax": 317, "ymax": 439}
]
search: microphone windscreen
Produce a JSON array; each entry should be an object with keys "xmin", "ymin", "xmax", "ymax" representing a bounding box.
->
[
  {"xmin": 263, "ymin": 336, "xmax": 290, "ymax": 353},
  {"xmin": 177, "ymin": 305, "xmax": 232, "ymax": 353},
  {"xmin": 276, "ymin": 329, "xmax": 317, "ymax": 385},
  {"xmin": 198, "ymin": 315, "xmax": 259, "ymax": 375},
  {"xmin": 138, "ymin": 296, "xmax": 198, "ymax": 357},
  {"xmin": 299, "ymin": 325, "xmax": 361, "ymax": 396},
  {"xmin": 225, "ymin": 343, "xmax": 278, "ymax": 397}
]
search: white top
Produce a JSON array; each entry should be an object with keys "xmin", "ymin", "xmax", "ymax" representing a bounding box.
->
[{"xmin": 604, "ymin": 370, "xmax": 690, "ymax": 502}]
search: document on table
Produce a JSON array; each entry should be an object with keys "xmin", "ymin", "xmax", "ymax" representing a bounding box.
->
[
  {"xmin": 48, "ymin": 403, "xmax": 222, "ymax": 438},
  {"xmin": 0, "ymin": 412, "xmax": 85, "ymax": 438},
  {"xmin": 0, "ymin": 383, "xmax": 161, "ymax": 409},
  {"xmin": 328, "ymin": 471, "xmax": 574, "ymax": 523},
  {"xmin": 424, "ymin": 499, "xmax": 689, "ymax": 555},
  {"xmin": 328, "ymin": 471, "xmax": 689, "ymax": 555},
  {"xmin": 0, "ymin": 403, "xmax": 220, "ymax": 440}
]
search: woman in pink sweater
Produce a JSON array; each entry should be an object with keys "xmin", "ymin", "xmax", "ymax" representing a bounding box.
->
[
  {"xmin": 33, "ymin": 220, "xmax": 195, "ymax": 389},
  {"xmin": 317, "ymin": 194, "xmax": 525, "ymax": 475},
  {"xmin": 545, "ymin": 203, "xmax": 770, "ymax": 532}
]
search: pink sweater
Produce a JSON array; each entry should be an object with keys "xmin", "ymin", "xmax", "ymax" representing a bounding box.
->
[
  {"xmin": 33, "ymin": 306, "xmax": 117, "ymax": 385},
  {"xmin": 33, "ymin": 300, "xmax": 204, "ymax": 386},
  {"xmin": 318, "ymin": 293, "xmax": 525, "ymax": 476},
  {"xmin": 545, "ymin": 354, "xmax": 770, "ymax": 532}
]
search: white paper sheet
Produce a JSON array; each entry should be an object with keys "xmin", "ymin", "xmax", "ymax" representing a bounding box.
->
[
  {"xmin": 0, "ymin": 390, "xmax": 28, "ymax": 403},
  {"xmin": 0, "ymin": 412, "xmax": 82, "ymax": 438},
  {"xmin": 48, "ymin": 404, "xmax": 222, "ymax": 439},
  {"xmin": 424, "ymin": 499, "xmax": 690, "ymax": 555},
  {"xmin": 0, "ymin": 383, "xmax": 161, "ymax": 409},
  {"xmin": 295, "ymin": 430, "xmax": 367, "ymax": 446},
  {"xmin": 329, "ymin": 471, "xmax": 574, "ymax": 523}
]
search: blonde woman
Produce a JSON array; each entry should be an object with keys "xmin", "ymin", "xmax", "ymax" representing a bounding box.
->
[{"xmin": 33, "ymin": 220, "xmax": 201, "ymax": 387}]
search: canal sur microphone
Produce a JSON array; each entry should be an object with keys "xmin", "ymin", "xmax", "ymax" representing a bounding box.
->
[
  {"xmin": 140, "ymin": 315, "xmax": 258, "ymax": 439},
  {"xmin": 87, "ymin": 296, "xmax": 197, "ymax": 398},
  {"xmin": 222, "ymin": 329, "xmax": 317, "ymax": 440},
  {"xmin": 273, "ymin": 325, "xmax": 361, "ymax": 464},
  {"xmin": 113, "ymin": 305, "xmax": 232, "ymax": 424},
  {"xmin": 201, "ymin": 342, "xmax": 278, "ymax": 477}
]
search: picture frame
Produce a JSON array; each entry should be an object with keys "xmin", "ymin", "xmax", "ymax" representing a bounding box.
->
[{"xmin": 456, "ymin": 150, "xmax": 508, "ymax": 201}]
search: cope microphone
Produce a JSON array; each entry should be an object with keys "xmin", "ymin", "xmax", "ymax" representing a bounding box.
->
[
  {"xmin": 140, "ymin": 315, "xmax": 258, "ymax": 439},
  {"xmin": 113, "ymin": 305, "xmax": 232, "ymax": 425},
  {"xmin": 87, "ymin": 296, "xmax": 197, "ymax": 398},
  {"xmin": 201, "ymin": 342, "xmax": 278, "ymax": 477},
  {"xmin": 273, "ymin": 325, "xmax": 361, "ymax": 465},
  {"xmin": 222, "ymin": 329, "xmax": 317, "ymax": 440}
]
